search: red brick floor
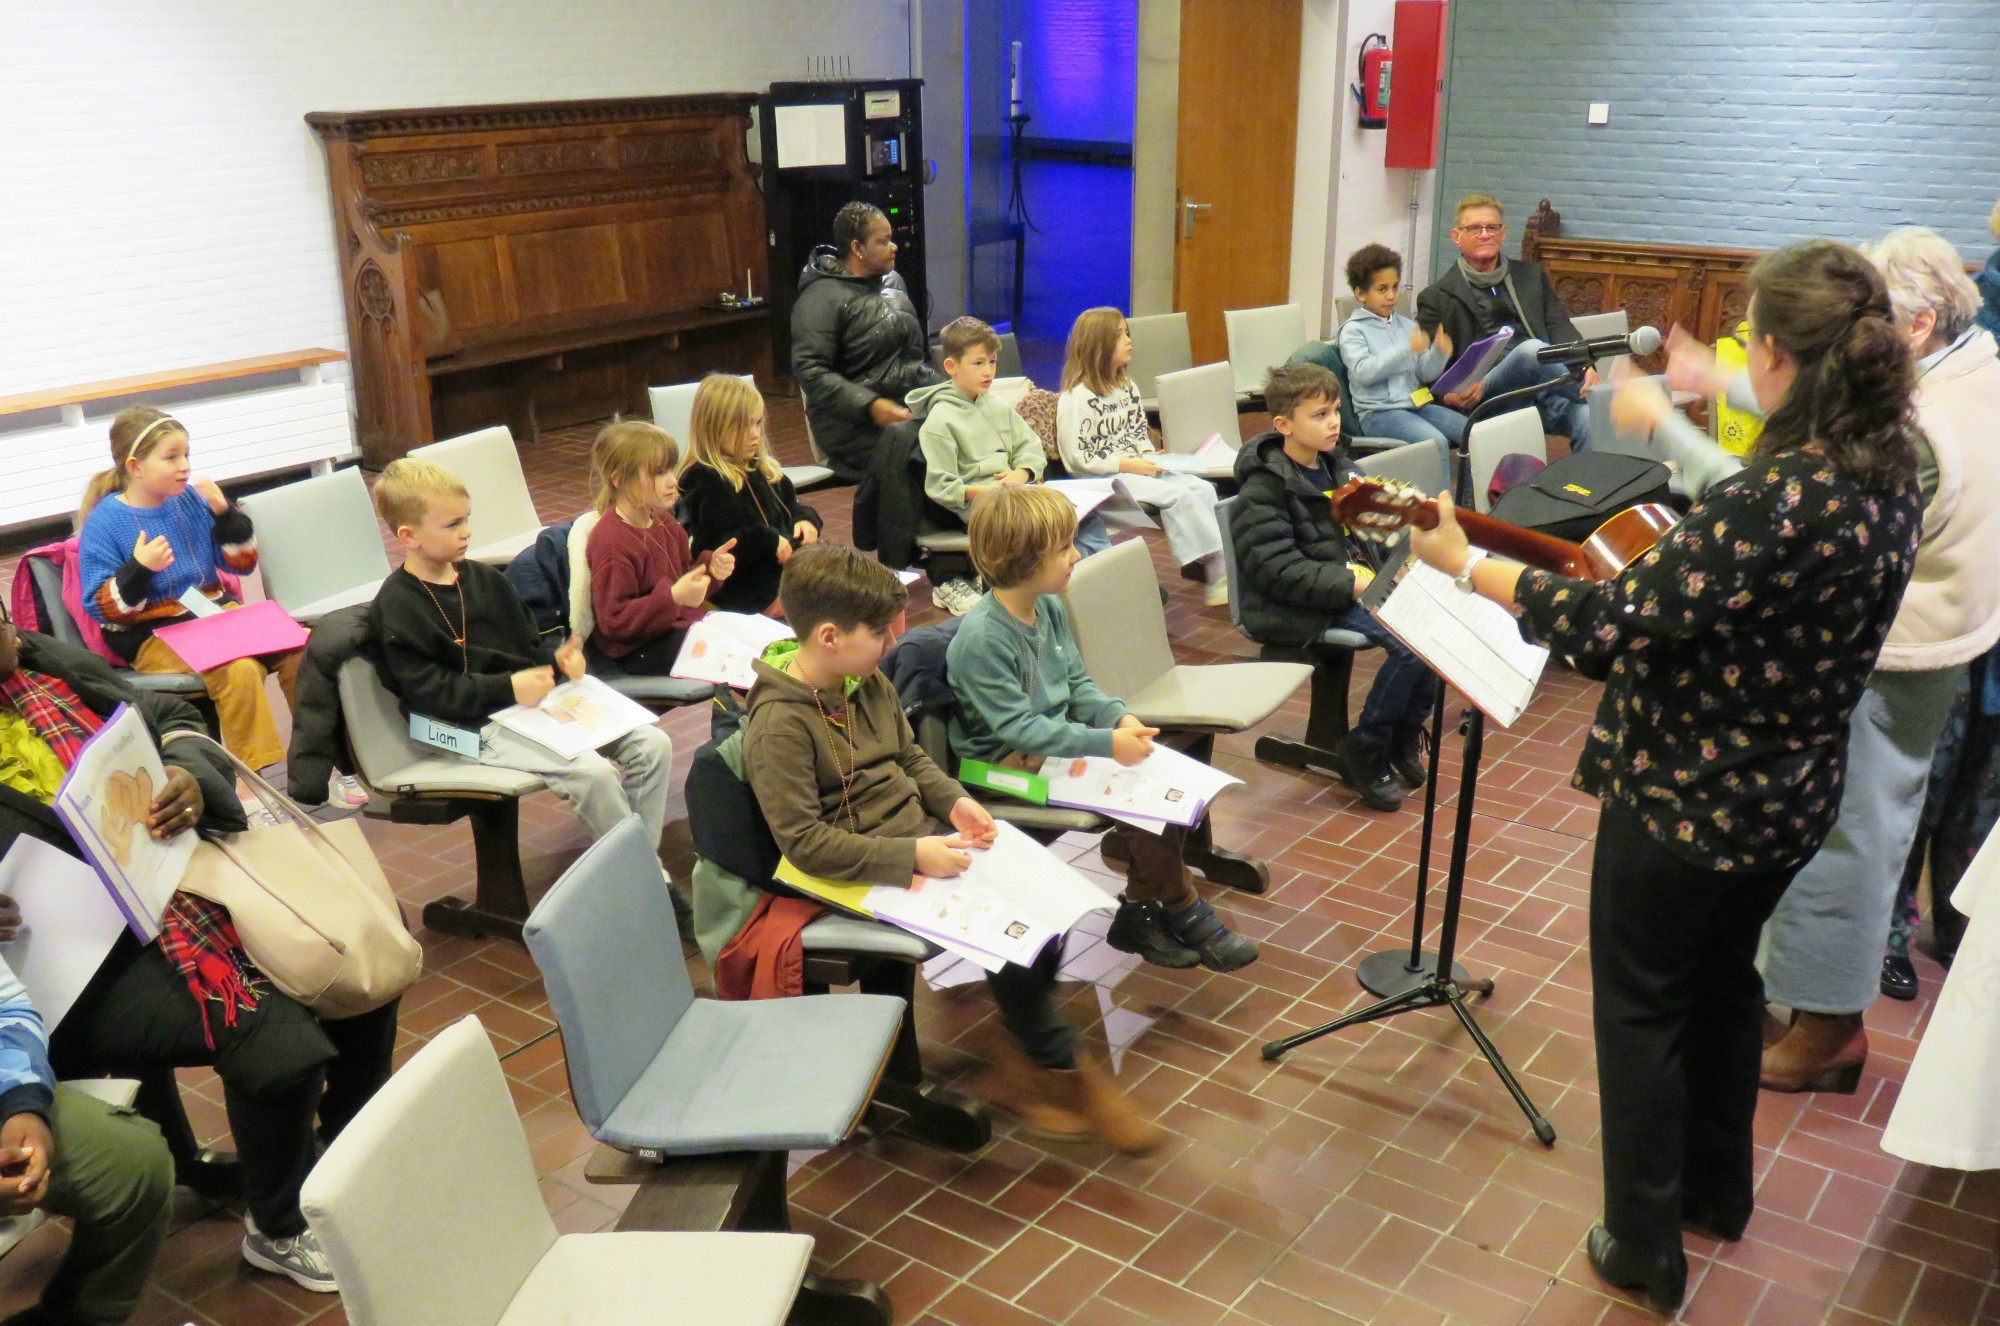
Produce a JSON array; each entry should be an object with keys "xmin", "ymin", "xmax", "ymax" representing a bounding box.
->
[{"xmin": 1, "ymin": 397, "xmax": 1993, "ymax": 1325}]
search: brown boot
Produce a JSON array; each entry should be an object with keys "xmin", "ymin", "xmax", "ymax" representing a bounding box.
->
[
  {"xmin": 1760, "ymin": 1011, "xmax": 1867, "ymax": 1093},
  {"xmin": 1761, "ymin": 1005, "xmax": 1797, "ymax": 1048},
  {"xmin": 980, "ymin": 1044, "xmax": 1093, "ymax": 1142},
  {"xmin": 1069, "ymin": 1053, "xmax": 1167, "ymax": 1155}
]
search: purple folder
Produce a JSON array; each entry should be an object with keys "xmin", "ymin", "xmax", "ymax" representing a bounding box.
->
[
  {"xmin": 150, "ymin": 600, "xmax": 308, "ymax": 672},
  {"xmin": 1431, "ymin": 327, "xmax": 1516, "ymax": 398}
]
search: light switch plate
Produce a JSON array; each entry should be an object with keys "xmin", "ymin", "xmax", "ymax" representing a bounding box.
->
[{"xmin": 1588, "ymin": 102, "xmax": 1610, "ymax": 126}]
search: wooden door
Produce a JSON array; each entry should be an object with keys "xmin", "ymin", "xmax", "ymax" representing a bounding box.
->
[{"xmin": 1173, "ymin": 0, "xmax": 1302, "ymax": 365}]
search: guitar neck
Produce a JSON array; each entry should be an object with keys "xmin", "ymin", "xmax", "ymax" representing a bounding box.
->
[{"xmin": 1449, "ymin": 509, "xmax": 1586, "ymax": 577}]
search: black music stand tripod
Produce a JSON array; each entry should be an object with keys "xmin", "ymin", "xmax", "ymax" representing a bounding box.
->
[{"xmin": 1259, "ymin": 372, "xmax": 1581, "ymax": 1148}]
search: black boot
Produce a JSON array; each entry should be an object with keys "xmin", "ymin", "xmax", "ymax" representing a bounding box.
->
[
  {"xmin": 1388, "ymin": 724, "xmax": 1430, "ymax": 790},
  {"xmin": 1586, "ymin": 1226, "xmax": 1686, "ymax": 1316},
  {"xmin": 1879, "ymin": 952, "xmax": 1918, "ymax": 1001},
  {"xmin": 1334, "ymin": 733, "xmax": 1403, "ymax": 811},
  {"xmin": 1163, "ymin": 896, "xmax": 1260, "ymax": 973},
  {"xmin": 1105, "ymin": 899, "xmax": 1200, "ymax": 969}
]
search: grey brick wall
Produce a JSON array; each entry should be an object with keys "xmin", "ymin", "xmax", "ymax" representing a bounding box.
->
[{"xmin": 1432, "ymin": 1, "xmax": 2000, "ymax": 267}]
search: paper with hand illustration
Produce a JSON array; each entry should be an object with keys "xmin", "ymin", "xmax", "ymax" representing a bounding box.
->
[
  {"xmin": 671, "ymin": 612, "xmax": 797, "ymax": 690},
  {"xmin": 1036, "ymin": 743, "xmax": 1241, "ymax": 830},
  {"xmin": 51, "ymin": 704, "xmax": 196, "ymax": 941},
  {"xmin": 489, "ymin": 674, "xmax": 659, "ymax": 760}
]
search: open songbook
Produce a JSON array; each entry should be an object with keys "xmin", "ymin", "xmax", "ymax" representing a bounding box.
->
[{"xmin": 1367, "ymin": 555, "xmax": 1549, "ymax": 727}]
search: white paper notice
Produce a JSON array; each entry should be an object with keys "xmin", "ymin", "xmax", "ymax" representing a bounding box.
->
[
  {"xmin": 1373, "ymin": 561, "xmax": 1549, "ymax": 726},
  {"xmin": 0, "ymin": 836, "xmax": 127, "ymax": 1029},
  {"xmin": 774, "ymin": 103, "xmax": 848, "ymax": 168},
  {"xmin": 1042, "ymin": 479, "xmax": 1117, "ymax": 519},
  {"xmin": 489, "ymin": 675, "xmax": 660, "ymax": 761},
  {"xmin": 51, "ymin": 704, "xmax": 194, "ymax": 942},
  {"xmin": 670, "ymin": 612, "xmax": 797, "ymax": 690}
]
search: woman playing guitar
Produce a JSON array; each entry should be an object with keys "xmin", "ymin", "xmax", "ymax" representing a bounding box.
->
[{"xmin": 1406, "ymin": 241, "xmax": 1925, "ymax": 1315}]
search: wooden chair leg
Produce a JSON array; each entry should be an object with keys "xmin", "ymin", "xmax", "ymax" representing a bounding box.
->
[{"xmin": 421, "ymin": 798, "xmax": 531, "ymax": 944}]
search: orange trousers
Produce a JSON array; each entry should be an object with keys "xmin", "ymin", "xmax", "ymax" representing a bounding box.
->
[{"xmin": 131, "ymin": 635, "xmax": 302, "ymax": 771}]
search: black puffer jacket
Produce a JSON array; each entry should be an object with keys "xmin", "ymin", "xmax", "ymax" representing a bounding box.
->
[
  {"xmin": 1230, "ymin": 432, "xmax": 1368, "ymax": 647},
  {"xmin": 789, "ymin": 252, "xmax": 942, "ymax": 480}
]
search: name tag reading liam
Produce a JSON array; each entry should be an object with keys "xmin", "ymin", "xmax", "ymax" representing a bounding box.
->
[
  {"xmin": 1410, "ymin": 386, "xmax": 1435, "ymax": 408},
  {"xmin": 410, "ymin": 713, "xmax": 481, "ymax": 758}
]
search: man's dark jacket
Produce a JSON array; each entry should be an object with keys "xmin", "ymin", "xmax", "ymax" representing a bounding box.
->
[
  {"xmin": 1416, "ymin": 258, "xmax": 1581, "ymax": 371},
  {"xmin": 789, "ymin": 252, "xmax": 942, "ymax": 481}
]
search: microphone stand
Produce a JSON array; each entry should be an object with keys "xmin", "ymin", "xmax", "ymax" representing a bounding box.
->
[{"xmin": 1261, "ymin": 367, "xmax": 1585, "ymax": 1148}]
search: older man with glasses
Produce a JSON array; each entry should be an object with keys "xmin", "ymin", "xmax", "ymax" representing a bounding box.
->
[{"xmin": 1417, "ymin": 192, "xmax": 1595, "ymax": 452}]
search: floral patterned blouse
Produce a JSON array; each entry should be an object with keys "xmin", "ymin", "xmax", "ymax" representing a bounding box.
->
[{"xmin": 1514, "ymin": 450, "xmax": 1921, "ymax": 873}]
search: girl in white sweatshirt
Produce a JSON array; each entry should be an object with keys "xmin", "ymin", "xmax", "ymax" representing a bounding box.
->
[{"xmin": 1055, "ymin": 307, "xmax": 1228, "ymax": 605}]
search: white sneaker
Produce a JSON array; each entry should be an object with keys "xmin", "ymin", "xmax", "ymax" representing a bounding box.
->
[
  {"xmin": 1204, "ymin": 574, "xmax": 1231, "ymax": 608},
  {"xmin": 327, "ymin": 772, "xmax": 370, "ymax": 810},
  {"xmin": 243, "ymin": 1217, "xmax": 338, "ymax": 1293},
  {"xmin": 931, "ymin": 577, "xmax": 982, "ymax": 617}
]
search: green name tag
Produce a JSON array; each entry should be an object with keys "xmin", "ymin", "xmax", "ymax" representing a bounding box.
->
[{"xmin": 958, "ymin": 759, "xmax": 1049, "ymax": 804}]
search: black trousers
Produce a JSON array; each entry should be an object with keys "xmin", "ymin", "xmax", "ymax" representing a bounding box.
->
[
  {"xmin": 1590, "ymin": 804, "xmax": 1797, "ymax": 1257},
  {"xmin": 50, "ymin": 934, "xmax": 398, "ymax": 1238},
  {"xmin": 987, "ymin": 939, "xmax": 1076, "ymax": 1070}
]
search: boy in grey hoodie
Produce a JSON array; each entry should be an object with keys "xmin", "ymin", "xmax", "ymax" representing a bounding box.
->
[
  {"xmin": 1335, "ymin": 244, "xmax": 1466, "ymax": 483},
  {"xmin": 911, "ymin": 316, "xmax": 1107, "ymax": 614}
]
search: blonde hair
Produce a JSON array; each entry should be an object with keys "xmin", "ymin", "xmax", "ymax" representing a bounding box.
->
[
  {"xmin": 1862, "ymin": 226, "xmax": 1982, "ymax": 345},
  {"xmin": 1454, "ymin": 193, "xmax": 1504, "ymax": 225},
  {"xmin": 969, "ymin": 485, "xmax": 1077, "ymax": 588},
  {"xmin": 590, "ymin": 420, "xmax": 678, "ymax": 515},
  {"xmin": 1060, "ymin": 307, "xmax": 1129, "ymax": 396},
  {"xmin": 374, "ymin": 457, "xmax": 468, "ymax": 534},
  {"xmin": 78, "ymin": 406, "xmax": 188, "ymax": 526},
  {"xmin": 685, "ymin": 374, "xmax": 779, "ymax": 490}
]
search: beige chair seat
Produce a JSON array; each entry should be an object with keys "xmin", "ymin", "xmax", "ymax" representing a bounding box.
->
[
  {"xmin": 915, "ymin": 528, "xmax": 970, "ymax": 553},
  {"xmin": 1121, "ymin": 659, "xmax": 1313, "ymax": 732},
  {"xmin": 465, "ymin": 531, "xmax": 539, "ymax": 567},
  {"xmin": 366, "ymin": 755, "xmax": 542, "ymax": 799},
  {"xmin": 497, "ymin": 1232, "xmax": 810, "ymax": 1326}
]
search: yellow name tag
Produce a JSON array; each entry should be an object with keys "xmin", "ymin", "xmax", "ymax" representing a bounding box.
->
[{"xmin": 1411, "ymin": 387, "xmax": 1435, "ymax": 408}]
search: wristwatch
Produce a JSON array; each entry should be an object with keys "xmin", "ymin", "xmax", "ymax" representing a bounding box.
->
[{"xmin": 1452, "ymin": 548, "xmax": 1488, "ymax": 593}]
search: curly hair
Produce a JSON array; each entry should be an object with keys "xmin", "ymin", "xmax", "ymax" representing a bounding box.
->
[
  {"xmin": 1747, "ymin": 239, "xmax": 1917, "ymax": 492},
  {"xmin": 832, "ymin": 201, "xmax": 886, "ymax": 260},
  {"xmin": 1344, "ymin": 243, "xmax": 1402, "ymax": 294}
]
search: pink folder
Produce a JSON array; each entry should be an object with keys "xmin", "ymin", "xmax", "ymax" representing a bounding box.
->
[{"xmin": 150, "ymin": 600, "xmax": 308, "ymax": 672}]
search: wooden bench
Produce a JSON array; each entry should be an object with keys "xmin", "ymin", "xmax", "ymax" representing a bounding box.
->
[{"xmin": 0, "ymin": 349, "xmax": 353, "ymax": 531}]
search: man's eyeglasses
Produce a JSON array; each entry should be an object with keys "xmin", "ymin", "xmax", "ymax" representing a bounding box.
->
[{"xmin": 1456, "ymin": 223, "xmax": 1504, "ymax": 236}]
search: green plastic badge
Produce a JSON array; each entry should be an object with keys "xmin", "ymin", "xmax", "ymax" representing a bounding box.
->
[{"xmin": 958, "ymin": 759, "xmax": 1049, "ymax": 805}]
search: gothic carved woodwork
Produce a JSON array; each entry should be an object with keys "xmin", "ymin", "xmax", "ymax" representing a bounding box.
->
[
  {"xmin": 309, "ymin": 95, "xmax": 772, "ymax": 468},
  {"xmin": 1533, "ymin": 226, "xmax": 1761, "ymax": 370}
]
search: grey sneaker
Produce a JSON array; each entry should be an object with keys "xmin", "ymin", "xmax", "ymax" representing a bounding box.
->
[
  {"xmin": 243, "ymin": 1218, "xmax": 337, "ymax": 1293},
  {"xmin": 931, "ymin": 576, "xmax": 982, "ymax": 616}
]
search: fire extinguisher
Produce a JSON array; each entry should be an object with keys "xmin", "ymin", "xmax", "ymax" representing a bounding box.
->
[{"xmin": 1352, "ymin": 33, "xmax": 1391, "ymax": 129}]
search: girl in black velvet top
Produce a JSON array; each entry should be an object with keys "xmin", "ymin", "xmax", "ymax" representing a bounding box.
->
[
  {"xmin": 677, "ymin": 374, "xmax": 823, "ymax": 615},
  {"xmin": 1410, "ymin": 240, "xmax": 1923, "ymax": 1316}
]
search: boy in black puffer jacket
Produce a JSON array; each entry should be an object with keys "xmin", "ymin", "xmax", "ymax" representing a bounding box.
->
[{"xmin": 1231, "ymin": 363, "xmax": 1440, "ymax": 811}]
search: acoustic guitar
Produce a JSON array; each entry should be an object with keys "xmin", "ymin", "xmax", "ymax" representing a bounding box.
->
[{"xmin": 1330, "ymin": 477, "xmax": 1680, "ymax": 582}]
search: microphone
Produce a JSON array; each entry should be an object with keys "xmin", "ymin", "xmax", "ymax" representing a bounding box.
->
[{"xmin": 1534, "ymin": 324, "xmax": 1662, "ymax": 365}]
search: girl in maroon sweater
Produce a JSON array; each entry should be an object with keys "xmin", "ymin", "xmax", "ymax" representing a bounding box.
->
[{"xmin": 583, "ymin": 421, "xmax": 736, "ymax": 673}]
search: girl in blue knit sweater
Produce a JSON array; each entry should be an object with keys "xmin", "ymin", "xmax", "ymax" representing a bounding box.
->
[{"xmin": 76, "ymin": 407, "xmax": 302, "ymax": 769}]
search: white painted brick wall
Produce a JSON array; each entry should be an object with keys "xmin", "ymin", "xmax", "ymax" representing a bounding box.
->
[
  {"xmin": 1433, "ymin": 0, "xmax": 2000, "ymax": 265},
  {"xmin": 0, "ymin": 0, "xmax": 914, "ymax": 397}
]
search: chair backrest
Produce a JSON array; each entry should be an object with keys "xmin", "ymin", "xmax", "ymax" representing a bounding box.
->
[
  {"xmin": 523, "ymin": 816, "xmax": 691, "ymax": 1135},
  {"xmin": 1288, "ymin": 340, "xmax": 1372, "ymax": 445},
  {"xmin": 301, "ymin": 1016, "xmax": 555, "ymax": 1326},
  {"xmin": 1154, "ymin": 362, "xmax": 1241, "ymax": 456},
  {"xmin": 649, "ymin": 375, "xmax": 756, "ymax": 449},
  {"xmin": 1224, "ymin": 303, "xmax": 1307, "ymax": 396},
  {"xmin": 1126, "ymin": 312, "xmax": 1193, "ymax": 402},
  {"xmin": 929, "ymin": 332, "xmax": 1023, "ymax": 379},
  {"xmin": 1060, "ymin": 537, "xmax": 1174, "ymax": 701},
  {"xmin": 410, "ymin": 427, "xmax": 542, "ymax": 556},
  {"xmin": 1569, "ymin": 308, "xmax": 1632, "ymax": 375},
  {"xmin": 1585, "ymin": 374, "xmax": 1673, "ymax": 460},
  {"xmin": 1355, "ymin": 438, "xmax": 1452, "ymax": 495},
  {"xmin": 336, "ymin": 657, "xmax": 427, "ymax": 788},
  {"xmin": 24, "ymin": 555, "xmax": 88, "ymax": 651},
  {"xmin": 1214, "ymin": 496, "xmax": 1249, "ymax": 634},
  {"xmin": 239, "ymin": 468, "xmax": 392, "ymax": 618},
  {"xmin": 566, "ymin": 509, "xmax": 602, "ymax": 645},
  {"xmin": 1465, "ymin": 407, "xmax": 1549, "ymax": 514}
]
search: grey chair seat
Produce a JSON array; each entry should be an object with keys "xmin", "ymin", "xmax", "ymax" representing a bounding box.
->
[
  {"xmin": 985, "ymin": 801, "xmax": 1110, "ymax": 834},
  {"xmin": 287, "ymin": 579, "xmax": 387, "ymax": 625},
  {"xmin": 468, "ymin": 531, "xmax": 539, "ymax": 567},
  {"xmin": 599, "ymin": 993, "xmax": 905, "ymax": 1154},
  {"xmin": 1322, "ymin": 629, "xmax": 1376, "ymax": 650},
  {"xmin": 781, "ymin": 464, "xmax": 837, "ymax": 492},
  {"xmin": 371, "ymin": 756, "xmax": 544, "ymax": 798},
  {"xmin": 915, "ymin": 529, "xmax": 970, "ymax": 554},
  {"xmin": 1122, "ymin": 660, "xmax": 1313, "ymax": 731},
  {"xmin": 801, "ymin": 914, "xmax": 938, "ymax": 960},
  {"xmin": 124, "ymin": 670, "xmax": 211, "ymax": 697},
  {"xmin": 338, "ymin": 657, "xmax": 544, "ymax": 797},
  {"xmin": 603, "ymin": 674, "xmax": 717, "ymax": 706}
]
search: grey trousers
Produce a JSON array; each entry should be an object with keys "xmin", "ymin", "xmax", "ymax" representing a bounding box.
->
[
  {"xmin": 1761, "ymin": 664, "xmax": 1967, "ymax": 1013},
  {"xmin": 477, "ymin": 722, "xmax": 676, "ymax": 853}
]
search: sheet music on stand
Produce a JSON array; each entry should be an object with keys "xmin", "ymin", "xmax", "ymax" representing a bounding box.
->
[{"xmin": 1360, "ymin": 537, "xmax": 1549, "ymax": 727}]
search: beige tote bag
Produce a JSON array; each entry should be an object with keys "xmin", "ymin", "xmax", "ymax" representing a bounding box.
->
[{"xmin": 168, "ymin": 735, "xmax": 421, "ymax": 1018}]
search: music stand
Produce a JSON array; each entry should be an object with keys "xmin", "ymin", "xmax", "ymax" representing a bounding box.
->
[{"xmin": 1259, "ymin": 371, "xmax": 1583, "ymax": 1148}]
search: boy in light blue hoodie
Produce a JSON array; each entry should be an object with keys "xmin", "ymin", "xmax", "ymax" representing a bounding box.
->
[{"xmin": 1335, "ymin": 243, "xmax": 1467, "ymax": 477}]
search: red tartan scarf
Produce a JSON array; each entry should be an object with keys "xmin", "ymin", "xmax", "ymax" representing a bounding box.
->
[{"xmin": 2, "ymin": 670, "xmax": 260, "ymax": 1043}]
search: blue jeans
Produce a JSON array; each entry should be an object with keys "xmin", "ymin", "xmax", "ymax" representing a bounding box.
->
[
  {"xmin": 1330, "ymin": 603, "xmax": 1440, "ymax": 742},
  {"xmin": 1479, "ymin": 341, "xmax": 1592, "ymax": 451},
  {"xmin": 1074, "ymin": 510, "xmax": 1111, "ymax": 557},
  {"xmin": 1354, "ymin": 405, "xmax": 1462, "ymax": 490}
]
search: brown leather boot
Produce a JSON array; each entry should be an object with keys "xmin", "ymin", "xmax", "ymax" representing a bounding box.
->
[
  {"xmin": 980, "ymin": 1044, "xmax": 1092, "ymax": 1141},
  {"xmin": 1761, "ymin": 1005, "xmax": 1796, "ymax": 1048},
  {"xmin": 1069, "ymin": 1053, "xmax": 1167, "ymax": 1155},
  {"xmin": 1760, "ymin": 1011, "xmax": 1867, "ymax": 1093}
]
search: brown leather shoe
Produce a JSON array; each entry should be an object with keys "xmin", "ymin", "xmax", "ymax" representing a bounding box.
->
[
  {"xmin": 979, "ymin": 1044, "xmax": 1092, "ymax": 1141},
  {"xmin": 1071, "ymin": 1053, "xmax": 1167, "ymax": 1155},
  {"xmin": 1760, "ymin": 1011, "xmax": 1867, "ymax": 1093},
  {"xmin": 1761, "ymin": 1005, "xmax": 1796, "ymax": 1048}
]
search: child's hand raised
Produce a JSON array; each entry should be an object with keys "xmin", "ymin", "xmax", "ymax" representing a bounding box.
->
[
  {"xmin": 554, "ymin": 635, "xmax": 586, "ymax": 681},
  {"xmin": 1435, "ymin": 328, "xmax": 1454, "ymax": 361},
  {"xmin": 915, "ymin": 835, "xmax": 975, "ymax": 878},
  {"xmin": 511, "ymin": 666, "xmax": 557, "ymax": 708},
  {"xmin": 132, "ymin": 530, "xmax": 174, "ymax": 573},
  {"xmin": 671, "ymin": 565, "xmax": 715, "ymax": 607},
  {"xmin": 708, "ymin": 539, "xmax": 737, "ymax": 583},
  {"xmin": 191, "ymin": 476, "xmax": 229, "ymax": 515}
]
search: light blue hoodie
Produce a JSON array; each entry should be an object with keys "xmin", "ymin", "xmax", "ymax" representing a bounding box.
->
[{"xmin": 1337, "ymin": 308, "xmax": 1450, "ymax": 416}]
